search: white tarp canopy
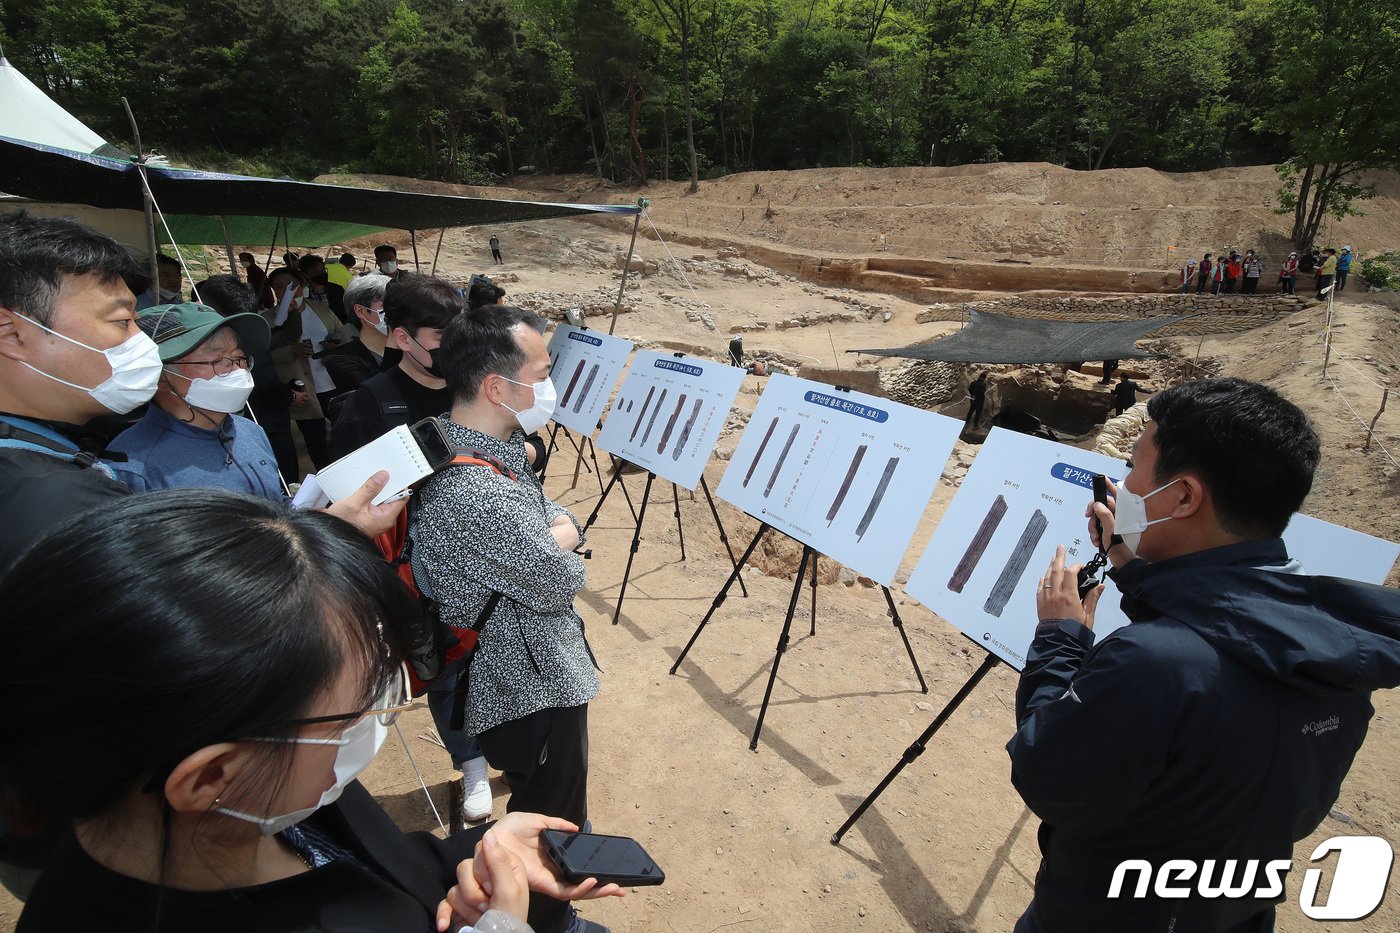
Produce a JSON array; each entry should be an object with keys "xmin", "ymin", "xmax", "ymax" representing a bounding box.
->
[{"xmin": 0, "ymin": 56, "xmax": 117, "ymax": 156}]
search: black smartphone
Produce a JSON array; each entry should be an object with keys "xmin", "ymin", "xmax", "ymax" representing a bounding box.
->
[
  {"xmin": 409, "ymin": 417, "xmax": 454, "ymax": 470},
  {"xmin": 541, "ymin": 829, "xmax": 665, "ymax": 887}
]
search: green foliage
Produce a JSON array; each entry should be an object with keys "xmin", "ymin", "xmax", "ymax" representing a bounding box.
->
[
  {"xmin": 3, "ymin": 0, "xmax": 1393, "ymax": 186},
  {"xmin": 1359, "ymin": 253, "xmax": 1400, "ymax": 291}
]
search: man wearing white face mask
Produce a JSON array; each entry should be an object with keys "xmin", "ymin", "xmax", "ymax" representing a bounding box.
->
[
  {"xmin": 0, "ymin": 213, "xmax": 414, "ymax": 901},
  {"xmin": 108, "ymin": 303, "xmax": 282, "ymax": 500},
  {"xmin": 412, "ymin": 305, "xmax": 600, "ymax": 933},
  {"xmin": 1007, "ymin": 378, "xmax": 1400, "ymax": 933}
]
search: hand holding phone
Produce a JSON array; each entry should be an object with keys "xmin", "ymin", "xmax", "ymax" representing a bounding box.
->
[{"xmin": 542, "ymin": 830, "xmax": 664, "ymax": 887}]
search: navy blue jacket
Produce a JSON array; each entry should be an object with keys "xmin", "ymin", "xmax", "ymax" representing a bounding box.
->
[{"xmin": 1007, "ymin": 539, "xmax": 1400, "ymax": 932}]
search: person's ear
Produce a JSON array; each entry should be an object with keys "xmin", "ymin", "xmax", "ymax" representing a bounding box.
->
[
  {"xmin": 0, "ymin": 307, "xmax": 30, "ymax": 362},
  {"xmin": 162, "ymin": 742, "xmax": 246, "ymax": 815},
  {"xmin": 1169, "ymin": 475, "xmax": 1206, "ymax": 520},
  {"xmin": 390, "ymin": 327, "xmax": 412, "ymax": 352}
]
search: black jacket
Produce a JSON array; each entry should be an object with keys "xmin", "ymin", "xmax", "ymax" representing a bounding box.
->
[
  {"xmin": 17, "ymin": 782, "xmax": 485, "ymax": 932},
  {"xmin": 322, "ymin": 339, "xmax": 386, "ymax": 396},
  {"xmin": 0, "ymin": 415, "xmax": 130, "ymax": 576},
  {"xmin": 1007, "ymin": 539, "xmax": 1400, "ymax": 932}
]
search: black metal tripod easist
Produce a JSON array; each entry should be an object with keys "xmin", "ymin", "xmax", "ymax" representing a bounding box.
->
[
  {"xmin": 581, "ymin": 460, "xmax": 750, "ymax": 627},
  {"xmin": 670, "ymin": 522, "xmax": 931, "ymax": 751},
  {"xmin": 830, "ymin": 646, "xmax": 1000, "ymax": 844}
]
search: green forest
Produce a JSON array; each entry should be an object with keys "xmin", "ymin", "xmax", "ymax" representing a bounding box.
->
[{"xmin": 3, "ymin": 0, "xmax": 1396, "ymax": 245}]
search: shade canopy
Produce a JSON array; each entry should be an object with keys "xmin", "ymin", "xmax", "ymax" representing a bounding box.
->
[
  {"xmin": 0, "ymin": 56, "xmax": 124, "ymax": 156},
  {"xmin": 851, "ymin": 309, "xmax": 1189, "ymax": 365},
  {"xmin": 0, "ymin": 135, "xmax": 640, "ymax": 249}
]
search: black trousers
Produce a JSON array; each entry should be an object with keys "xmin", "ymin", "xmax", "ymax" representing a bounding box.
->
[{"xmin": 478, "ymin": 703, "xmax": 589, "ymax": 933}]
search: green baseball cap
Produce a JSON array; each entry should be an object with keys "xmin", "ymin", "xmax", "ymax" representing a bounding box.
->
[{"xmin": 137, "ymin": 303, "xmax": 270, "ymax": 362}]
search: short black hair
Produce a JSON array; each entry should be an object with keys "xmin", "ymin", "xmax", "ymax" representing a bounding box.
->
[
  {"xmin": 0, "ymin": 489, "xmax": 411, "ymax": 827},
  {"xmin": 297, "ymin": 254, "xmax": 325, "ymax": 274},
  {"xmin": 440, "ymin": 305, "xmax": 546, "ymax": 405},
  {"xmin": 383, "ymin": 274, "xmax": 463, "ymax": 337},
  {"xmin": 156, "ymin": 253, "xmax": 181, "ymax": 270},
  {"xmin": 1146, "ymin": 378, "xmax": 1319, "ymax": 539},
  {"xmin": 268, "ymin": 267, "xmax": 300, "ymax": 290},
  {"xmin": 467, "ymin": 276, "xmax": 506, "ymax": 310},
  {"xmin": 0, "ymin": 212, "xmax": 140, "ymax": 325},
  {"xmin": 193, "ymin": 274, "xmax": 258, "ymax": 317},
  {"xmin": 238, "ymin": 251, "xmax": 256, "ymax": 263},
  {"xmin": 282, "ymin": 251, "xmax": 299, "ymax": 265},
  {"xmin": 339, "ymin": 253, "xmax": 355, "ymax": 266},
  {"xmin": 374, "ymin": 244, "xmax": 396, "ymax": 259}
]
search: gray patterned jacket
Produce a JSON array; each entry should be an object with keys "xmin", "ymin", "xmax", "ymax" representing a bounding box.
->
[{"xmin": 410, "ymin": 419, "xmax": 599, "ymax": 736}]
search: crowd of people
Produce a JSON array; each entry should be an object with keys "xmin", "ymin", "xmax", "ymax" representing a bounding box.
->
[
  {"xmin": 2, "ymin": 211, "xmax": 1399, "ymax": 933},
  {"xmin": 1178, "ymin": 246, "xmax": 1354, "ymax": 300},
  {"xmin": 0, "ymin": 213, "xmax": 609, "ymax": 933}
]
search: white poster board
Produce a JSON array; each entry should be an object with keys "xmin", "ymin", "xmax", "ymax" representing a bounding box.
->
[
  {"xmin": 715, "ymin": 373, "xmax": 961, "ymax": 586},
  {"xmin": 596, "ymin": 351, "xmax": 746, "ymax": 490},
  {"xmin": 545, "ymin": 325, "xmax": 635, "ymax": 435},
  {"xmin": 904, "ymin": 428, "xmax": 1400, "ymax": 670}
]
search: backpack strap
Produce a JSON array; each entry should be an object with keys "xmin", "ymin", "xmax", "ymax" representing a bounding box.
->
[
  {"xmin": 449, "ymin": 590, "xmax": 503, "ymax": 731},
  {"xmin": 0, "ymin": 417, "xmax": 120, "ymax": 480}
]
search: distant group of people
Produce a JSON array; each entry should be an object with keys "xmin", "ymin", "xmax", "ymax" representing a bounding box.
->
[{"xmin": 1180, "ymin": 246, "xmax": 1353, "ymax": 301}]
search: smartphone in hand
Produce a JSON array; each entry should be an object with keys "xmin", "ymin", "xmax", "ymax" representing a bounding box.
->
[{"xmin": 542, "ymin": 830, "xmax": 665, "ymax": 886}]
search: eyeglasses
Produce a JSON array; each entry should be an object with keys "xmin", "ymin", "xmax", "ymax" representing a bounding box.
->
[
  {"xmin": 176, "ymin": 355, "xmax": 253, "ymax": 376},
  {"xmin": 279, "ymin": 664, "xmax": 413, "ymax": 730}
]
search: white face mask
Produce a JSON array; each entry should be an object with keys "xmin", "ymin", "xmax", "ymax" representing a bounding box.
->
[
  {"xmin": 500, "ymin": 375, "xmax": 557, "ymax": 434},
  {"xmin": 215, "ymin": 711, "xmax": 388, "ymax": 835},
  {"xmin": 379, "ymin": 260, "xmax": 397, "ymax": 274},
  {"xmin": 1114, "ymin": 477, "xmax": 1180, "ymax": 554},
  {"xmin": 13, "ymin": 312, "xmax": 163, "ymax": 414},
  {"xmin": 158, "ymin": 287, "xmax": 180, "ymax": 301},
  {"xmin": 372, "ymin": 310, "xmax": 389, "ymax": 337},
  {"xmin": 169, "ymin": 367, "xmax": 255, "ymax": 414}
]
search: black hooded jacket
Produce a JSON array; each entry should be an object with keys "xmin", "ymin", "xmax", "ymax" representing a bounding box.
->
[{"xmin": 1007, "ymin": 538, "xmax": 1400, "ymax": 932}]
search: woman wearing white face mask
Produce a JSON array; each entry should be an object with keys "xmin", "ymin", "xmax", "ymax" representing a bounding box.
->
[
  {"xmin": 2, "ymin": 490, "xmax": 624, "ymax": 933},
  {"xmin": 107, "ymin": 303, "xmax": 285, "ymax": 501}
]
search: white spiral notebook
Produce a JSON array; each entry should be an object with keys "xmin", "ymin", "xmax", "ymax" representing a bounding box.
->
[{"xmin": 307, "ymin": 423, "xmax": 440, "ymax": 506}]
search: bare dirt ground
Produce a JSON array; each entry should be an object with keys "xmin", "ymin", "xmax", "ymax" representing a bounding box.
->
[{"xmin": 4, "ymin": 163, "xmax": 1398, "ymax": 932}]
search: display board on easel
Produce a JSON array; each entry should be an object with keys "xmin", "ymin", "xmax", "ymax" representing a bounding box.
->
[
  {"xmin": 715, "ymin": 373, "xmax": 961, "ymax": 587},
  {"xmin": 903, "ymin": 428, "xmax": 1400, "ymax": 671},
  {"xmin": 545, "ymin": 325, "xmax": 635, "ymax": 435},
  {"xmin": 596, "ymin": 351, "xmax": 746, "ymax": 490}
]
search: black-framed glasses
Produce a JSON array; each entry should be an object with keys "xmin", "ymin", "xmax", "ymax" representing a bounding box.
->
[
  {"xmin": 176, "ymin": 355, "xmax": 253, "ymax": 376},
  {"xmin": 277, "ymin": 664, "xmax": 412, "ymax": 730}
]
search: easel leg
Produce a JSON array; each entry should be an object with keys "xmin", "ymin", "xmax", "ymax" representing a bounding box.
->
[
  {"xmin": 583, "ymin": 467, "xmax": 623, "ymax": 533},
  {"xmin": 700, "ymin": 477, "xmax": 748, "ymax": 597},
  {"xmin": 613, "ymin": 472, "xmax": 656, "ymax": 625},
  {"xmin": 809, "ymin": 553, "xmax": 819, "ymax": 636},
  {"xmin": 672, "ymin": 483, "xmax": 686, "ymax": 561},
  {"xmin": 540, "ymin": 423, "xmax": 562, "ymax": 483},
  {"xmin": 670, "ymin": 523, "xmax": 769, "ymax": 674},
  {"xmin": 751, "ymin": 546, "xmax": 813, "ymax": 751},
  {"xmin": 586, "ymin": 437, "xmax": 606, "ymax": 496},
  {"xmin": 883, "ymin": 586, "xmax": 928, "ymax": 693},
  {"xmin": 830, "ymin": 653, "xmax": 1000, "ymax": 844}
]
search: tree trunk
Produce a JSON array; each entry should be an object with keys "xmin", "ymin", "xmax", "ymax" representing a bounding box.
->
[
  {"xmin": 627, "ymin": 78, "xmax": 648, "ymax": 185},
  {"xmin": 500, "ymin": 102, "xmax": 515, "ymax": 181},
  {"xmin": 681, "ymin": 19, "xmax": 700, "ymax": 193},
  {"xmin": 662, "ymin": 105, "xmax": 671, "ymax": 181},
  {"xmin": 1291, "ymin": 162, "xmax": 1316, "ymax": 247},
  {"xmin": 582, "ymin": 91, "xmax": 604, "ymax": 179},
  {"xmin": 446, "ymin": 111, "xmax": 459, "ymax": 183},
  {"xmin": 426, "ymin": 121, "xmax": 439, "ymax": 180}
]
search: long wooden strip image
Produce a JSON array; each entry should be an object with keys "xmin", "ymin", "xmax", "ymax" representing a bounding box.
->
[
  {"xmin": 947, "ymin": 494, "xmax": 1009, "ymax": 593},
  {"xmin": 983, "ymin": 509, "xmax": 1049, "ymax": 618}
]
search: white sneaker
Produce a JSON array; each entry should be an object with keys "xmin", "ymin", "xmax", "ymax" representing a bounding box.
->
[{"xmin": 461, "ymin": 757, "xmax": 493, "ymax": 822}]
